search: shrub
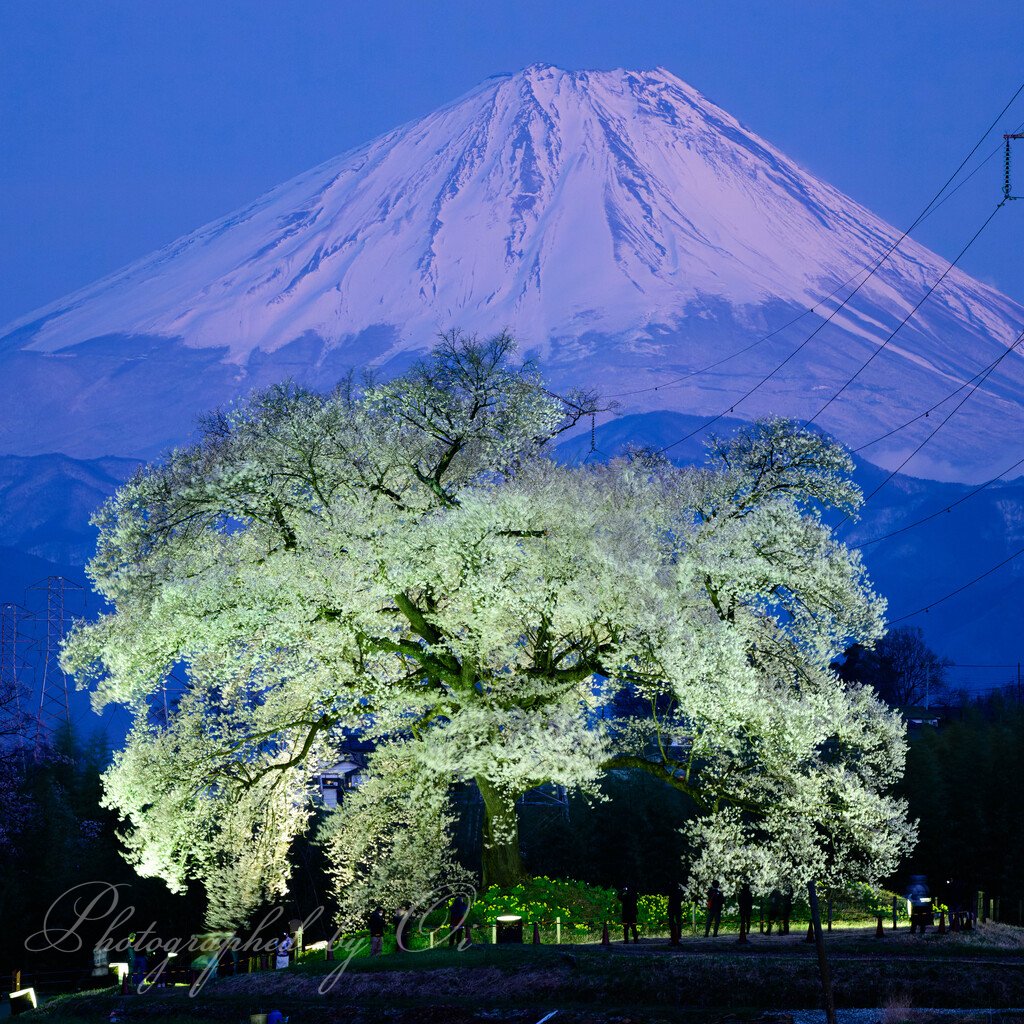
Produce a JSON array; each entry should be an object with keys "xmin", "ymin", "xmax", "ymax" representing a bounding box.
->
[{"xmin": 468, "ymin": 876, "xmax": 672, "ymax": 931}]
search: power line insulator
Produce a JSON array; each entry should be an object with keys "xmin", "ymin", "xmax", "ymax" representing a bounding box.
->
[{"xmin": 1004, "ymin": 134, "xmax": 1024, "ymax": 201}]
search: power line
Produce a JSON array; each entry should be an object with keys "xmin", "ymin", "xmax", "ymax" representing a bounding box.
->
[
  {"xmin": 895, "ymin": 118, "xmax": 1024, "ymax": 252},
  {"xmin": 799, "ymin": 119, "xmax": 1024, "ymax": 452},
  {"xmin": 926, "ymin": 118, "xmax": 1024, "ymax": 215},
  {"xmin": 654, "ymin": 196, "xmax": 1009, "ymax": 456},
  {"xmin": 890, "ymin": 542, "xmax": 1024, "ymax": 623},
  {"xmin": 946, "ymin": 664, "xmax": 1018, "ymax": 669},
  {"xmin": 854, "ymin": 451, "xmax": 1024, "ymax": 547},
  {"xmin": 609, "ymin": 122, "xmax": 1022, "ymax": 406},
  {"xmin": 803, "ymin": 200, "xmax": 1006, "ymax": 427},
  {"xmin": 853, "ymin": 331, "xmax": 1024, "ymax": 455},
  {"xmin": 846, "ymin": 327, "xmax": 1024, "ymax": 518},
  {"xmin": 952, "ymin": 683, "xmax": 1020, "ymax": 694},
  {"xmin": 607, "ymin": 79, "xmax": 1024, "ymax": 409},
  {"xmin": 607, "ymin": 309, "xmax": 830, "ymax": 400},
  {"xmin": 651, "ymin": 194, "xmax": 1011, "ymax": 456},
  {"xmin": 606, "ymin": 264, "xmax": 880, "ymax": 400}
]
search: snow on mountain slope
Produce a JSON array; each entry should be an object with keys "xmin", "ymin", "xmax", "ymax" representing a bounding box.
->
[{"xmin": 1, "ymin": 63, "xmax": 1023, "ymax": 478}]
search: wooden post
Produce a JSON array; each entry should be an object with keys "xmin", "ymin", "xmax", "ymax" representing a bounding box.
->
[
  {"xmin": 892, "ymin": 895, "xmax": 898, "ymax": 929},
  {"xmin": 875, "ymin": 914, "xmax": 884, "ymax": 938},
  {"xmin": 826, "ymin": 893, "xmax": 833, "ymax": 932},
  {"xmin": 532, "ymin": 922, "xmax": 541, "ymax": 945},
  {"xmin": 807, "ymin": 881, "xmax": 837, "ymax": 1024},
  {"xmin": 490, "ymin": 923, "xmax": 497, "ymax": 945},
  {"xmin": 601, "ymin": 923, "xmax": 610, "ymax": 946},
  {"xmin": 555, "ymin": 917, "xmax": 561, "ymax": 944}
]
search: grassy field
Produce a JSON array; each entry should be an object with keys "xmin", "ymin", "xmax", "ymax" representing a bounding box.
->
[{"xmin": 28, "ymin": 924, "xmax": 1024, "ymax": 1024}]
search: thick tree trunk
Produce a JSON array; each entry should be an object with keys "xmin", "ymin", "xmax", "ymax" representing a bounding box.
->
[
  {"xmin": 477, "ymin": 777, "xmax": 527, "ymax": 888},
  {"xmin": 807, "ymin": 880, "xmax": 837, "ymax": 1024}
]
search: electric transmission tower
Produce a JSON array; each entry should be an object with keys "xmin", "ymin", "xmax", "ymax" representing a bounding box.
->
[
  {"xmin": 0, "ymin": 601, "xmax": 32, "ymax": 751},
  {"xmin": 30, "ymin": 576, "xmax": 84, "ymax": 756}
]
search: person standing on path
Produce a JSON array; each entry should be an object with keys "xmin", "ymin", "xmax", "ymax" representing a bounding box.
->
[
  {"xmin": 738, "ymin": 883, "xmax": 754, "ymax": 941},
  {"xmin": 781, "ymin": 889, "xmax": 793, "ymax": 934},
  {"xmin": 368, "ymin": 906, "xmax": 386, "ymax": 956},
  {"xmin": 448, "ymin": 894, "xmax": 469, "ymax": 948},
  {"xmin": 274, "ymin": 931, "xmax": 292, "ymax": 970},
  {"xmin": 766, "ymin": 889, "xmax": 783, "ymax": 935},
  {"xmin": 704, "ymin": 881, "xmax": 724, "ymax": 937},
  {"xmin": 667, "ymin": 883, "xmax": 684, "ymax": 946},
  {"xmin": 619, "ymin": 885, "xmax": 640, "ymax": 943}
]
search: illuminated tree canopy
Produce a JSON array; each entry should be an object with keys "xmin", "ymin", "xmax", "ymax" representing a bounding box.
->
[{"xmin": 64, "ymin": 332, "xmax": 914, "ymax": 928}]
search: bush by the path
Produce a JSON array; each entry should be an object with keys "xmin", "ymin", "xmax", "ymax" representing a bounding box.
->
[{"xmin": 468, "ymin": 876, "xmax": 669, "ymax": 933}]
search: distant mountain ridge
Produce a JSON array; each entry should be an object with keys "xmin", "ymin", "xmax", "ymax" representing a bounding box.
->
[
  {"xmin": 1, "ymin": 63, "xmax": 1022, "ymax": 480},
  {"xmin": 1, "ymin": 437, "xmax": 1021, "ymax": 674},
  {"xmin": 0, "ymin": 453, "xmax": 140, "ymax": 569}
]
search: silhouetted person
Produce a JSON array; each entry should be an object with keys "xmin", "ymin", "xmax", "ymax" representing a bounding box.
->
[
  {"xmin": 766, "ymin": 889, "xmax": 783, "ymax": 934},
  {"xmin": 947, "ymin": 878, "xmax": 971, "ymax": 932},
  {"xmin": 906, "ymin": 875, "xmax": 932, "ymax": 934},
  {"xmin": 704, "ymin": 881, "xmax": 724, "ymax": 937},
  {"xmin": 368, "ymin": 906, "xmax": 386, "ymax": 956},
  {"xmin": 449, "ymin": 894, "xmax": 469, "ymax": 948},
  {"xmin": 781, "ymin": 889, "xmax": 793, "ymax": 934},
  {"xmin": 127, "ymin": 932, "xmax": 137, "ymax": 988},
  {"xmin": 737, "ymin": 883, "xmax": 753, "ymax": 941},
  {"xmin": 667, "ymin": 883, "xmax": 684, "ymax": 946},
  {"xmin": 133, "ymin": 945, "xmax": 148, "ymax": 988},
  {"xmin": 619, "ymin": 885, "xmax": 639, "ymax": 943}
]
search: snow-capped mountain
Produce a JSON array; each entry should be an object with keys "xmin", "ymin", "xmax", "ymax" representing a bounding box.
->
[{"xmin": 1, "ymin": 63, "xmax": 1023, "ymax": 480}]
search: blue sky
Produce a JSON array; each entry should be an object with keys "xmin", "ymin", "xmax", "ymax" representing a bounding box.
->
[{"xmin": 2, "ymin": 1, "xmax": 1023, "ymax": 325}]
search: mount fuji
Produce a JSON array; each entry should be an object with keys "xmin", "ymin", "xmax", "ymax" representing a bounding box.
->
[
  {"xmin": 2, "ymin": 64, "xmax": 1024, "ymax": 674},
  {"xmin": 1, "ymin": 63, "xmax": 1022, "ymax": 481}
]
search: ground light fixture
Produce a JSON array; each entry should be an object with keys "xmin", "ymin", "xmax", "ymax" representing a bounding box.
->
[
  {"xmin": 496, "ymin": 914, "xmax": 524, "ymax": 944},
  {"xmin": 8, "ymin": 987, "xmax": 37, "ymax": 1016}
]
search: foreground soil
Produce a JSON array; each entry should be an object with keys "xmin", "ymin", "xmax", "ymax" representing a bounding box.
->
[{"xmin": 33, "ymin": 924, "xmax": 1024, "ymax": 1023}]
